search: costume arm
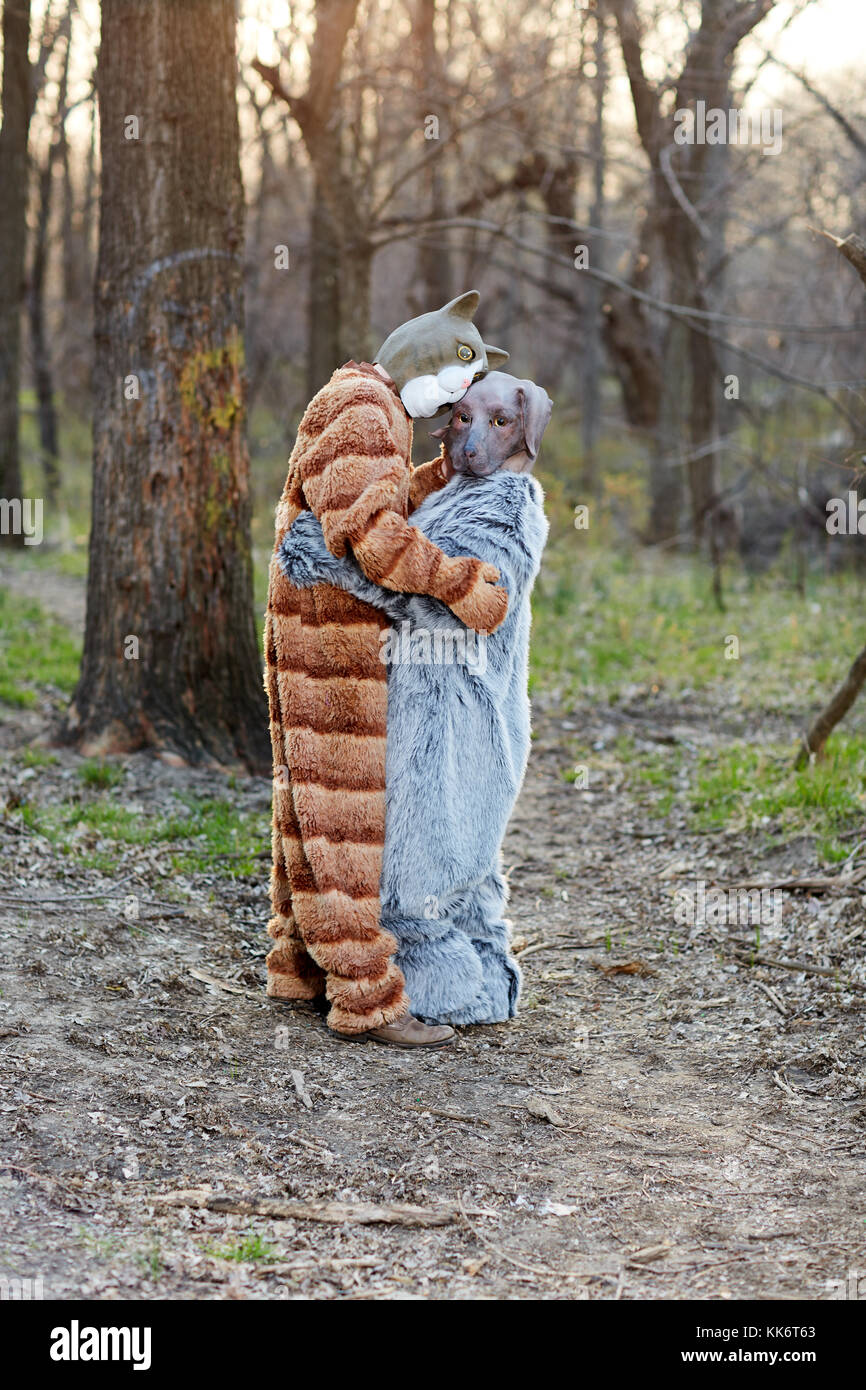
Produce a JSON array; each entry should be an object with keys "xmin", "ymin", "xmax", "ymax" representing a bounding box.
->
[
  {"xmin": 278, "ymin": 511, "xmax": 409, "ymax": 623},
  {"xmin": 299, "ymin": 400, "xmax": 506, "ymax": 634},
  {"xmin": 408, "ymin": 454, "xmax": 449, "ymax": 512}
]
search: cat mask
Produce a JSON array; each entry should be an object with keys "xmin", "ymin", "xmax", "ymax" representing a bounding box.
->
[{"xmin": 374, "ymin": 290, "xmax": 509, "ymax": 419}]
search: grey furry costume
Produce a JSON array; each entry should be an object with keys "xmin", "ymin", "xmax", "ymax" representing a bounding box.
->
[{"xmin": 279, "ymin": 469, "xmax": 548, "ymax": 1024}]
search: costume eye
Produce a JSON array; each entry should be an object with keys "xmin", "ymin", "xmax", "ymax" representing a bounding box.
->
[{"xmin": 456, "ymin": 344, "xmax": 474, "ymax": 362}]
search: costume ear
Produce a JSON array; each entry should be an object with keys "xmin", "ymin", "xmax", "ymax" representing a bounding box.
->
[
  {"xmin": 484, "ymin": 344, "xmax": 509, "ymax": 369},
  {"xmin": 428, "ymin": 425, "xmax": 449, "ymax": 440},
  {"xmin": 444, "ymin": 290, "xmax": 480, "ymax": 321},
  {"xmin": 518, "ymin": 383, "xmax": 553, "ymax": 461}
]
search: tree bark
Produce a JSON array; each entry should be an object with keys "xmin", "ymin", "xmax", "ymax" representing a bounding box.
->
[
  {"xmin": 581, "ymin": 10, "xmax": 607, "ymax": 501},
  {"xmin": 306, "ymin": 159, "xmax": 343, "ymax": 396},
  {"xmin": 411, "ymin": 0, "xmax": 452, "ymax": 311},
  {"xmin": 67, "ymin": 0, "xmax": 269, "ymax": 772},
  {"xmin": 609, "ymin": 0, "xmax": 776, "ymax": 545},
  {"xmin": 253, "ymin": 0, "xmax": 365, "ymax": 392},
  {"xmin": 27, "ymin": 3, "xmax": 73, "ymax": 505},
  {"xmin": 0, "ymin": 0, "xmax": 33, "ymax": 546},
  {"xmin": 28, "ymin": 155, "xmax": 61, "ymax": 503}
]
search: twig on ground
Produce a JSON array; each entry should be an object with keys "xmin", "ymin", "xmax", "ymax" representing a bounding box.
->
[
  {"xmin": 404, "ymin": 1104, "xmax": 491, "ymax": 1127},
  {"xmin": 752, "ymin": 980, "xmax": 788, "ymax": 1015},
  {"xmin": 733, "ymin": 950, "xmax": 866, "ymax": 991},
  {"xmin": 188, "ymin": 968, "xmax": 261, "ymax": 1001},
  {"xmin": 724, "ymin": 868, "xmax": 866, "ymax": 892},
  {"xmin": 773, "ymin": 1071, "xmax": 802, "ymax": 1102},
  {"xmin": 151, "ymin": 1189, "xmax": 456, "ymax": 1227}
]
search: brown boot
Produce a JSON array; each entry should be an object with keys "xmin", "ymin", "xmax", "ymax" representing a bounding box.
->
[{"xmin": 335, "ymin": 1012, "xmax": 455, "ymax": 1049}]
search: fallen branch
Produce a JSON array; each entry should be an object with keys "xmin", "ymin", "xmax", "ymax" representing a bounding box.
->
[
  {"xmin": 150, "ymin": 1189, "xmax": 456, "ymax": 1227},
  {"xmin": 733, "ymin": 950, "xmax": 866, "ymax": 992},
  {"xmin": 724, "ymin": 868, "xmax": 866, "ymax": 892},
  {"xmin": 795, "ymin": 640, "xmax": 866, "ymax": 768},
  {"xmin": 752, "ymin": 980, "xmax": 788, "ymax": 1015}
]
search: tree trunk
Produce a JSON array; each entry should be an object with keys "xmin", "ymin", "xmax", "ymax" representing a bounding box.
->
[
  {"xmin": 28, "ymin": 156, "xmax": 61, "ymax": 503},
  {"xmin": 411, "ymin": 0, "xmax": 452, "ymax": 310},
  {"xmin": 0, "ymin": 0, "xmax": 32, "ymax": 546},
  {"xmin": 27, "ymin": 3, "xmax": 72, "ymax": 506},
  {"xmin": 647, "ymin": 304, "xmax": 688, "ymax": 542},
  {"xmin": 581, "ymin": 10, "xmax": 607, "ymax": 501},
  {"xmin": 67, "ymin": 0, "xmax": 269, "ymax": 772},
  {"xmin": 306, "ymin": 163, "xmax": 342, "ymax": 396},
  {"xmin": 610, "ymin": 0, "xmax": 776, "ymax": 546},
  {"xmin": 253, "ymin": 1, "xmax": 363, "ymax": 391}
]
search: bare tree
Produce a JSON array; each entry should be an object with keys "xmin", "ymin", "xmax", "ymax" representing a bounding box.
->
[
  {"xmin": 0, "ymin": 0, "xmax": 33, "ymax": 542},
  {"xmin": 609, "ymin": 0, "xmax": 777, "ymax": 542},
  {"xmin": 67, "ymin": 0, "xmax": 268, "ymax": 770},
  {"xmin": 254, "ymin": 0, "xmax": 363, "ymax": 395}
]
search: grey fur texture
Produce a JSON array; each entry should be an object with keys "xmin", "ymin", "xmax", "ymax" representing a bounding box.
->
[{"xmin": 279, "ymin": 470, "xmax": 548, "ymax": 1023}]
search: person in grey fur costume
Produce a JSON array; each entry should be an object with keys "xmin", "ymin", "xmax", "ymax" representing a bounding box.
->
[{"xmin": 279, "ymin": 465, "xmax": 548, "ymax": 1025}]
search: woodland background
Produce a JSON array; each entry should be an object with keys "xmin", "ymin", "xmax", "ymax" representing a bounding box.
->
[
  {"xmin": 0, "ymin": 0, "xmax": 865, "ymax": 1304},
  {"xmin": 1, "ymin": 0, "xmax": 866, "ymax": 768}
]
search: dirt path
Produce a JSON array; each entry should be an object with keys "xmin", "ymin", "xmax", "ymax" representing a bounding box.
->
[{"xmin": 1, "ymin": 573, "xmax": 864, "ymax": 1301}]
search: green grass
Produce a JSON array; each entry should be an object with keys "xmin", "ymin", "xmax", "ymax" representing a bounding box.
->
[
  {"xmin": 19, "ymin": 746, "xmax": 59, "ymax": 768},
  {"xmin": 690, "ymin": 737, "xmax": 866, "ymax": 860},
  {"xmin": 21, "ymin": 793, "xmax": 269, "ymax": 877},
  {"xmin": 0, "ymin": 589, "xmax": 81, "ymax": 708},
  {"xmin": 571, "ymin": 730, "xmax": 866, "ymax": 863},
  {"xmin": 530, "ymin": 539, "xmax": 865, "ymax": 715},
  {"xmin": 135, "ymin": 1246, "xmax": 164, "ymax": 1280},
  {"xmin": 79, "ymin": 759, "xmax": 125, "ymax": 789},
  {"xmin": 204, "ymin": 1232, "xmax": 275, "ymax": 1263}
]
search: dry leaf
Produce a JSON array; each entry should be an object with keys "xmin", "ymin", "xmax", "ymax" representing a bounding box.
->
[
  {"xmin": 592, "ymin": 958, "xmax": 658, "ymax": 978},
  {"xmin": 526, "ymin": 1095, "xmax": 567, "ymax": 1126}
]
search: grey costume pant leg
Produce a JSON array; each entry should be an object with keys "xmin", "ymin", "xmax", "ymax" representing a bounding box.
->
[
  {"xmin": 382, "ymin": 866, "xmax": 521, "ymax": 1025},
  {"xmin": 446, "ymin": 868, "xmax": 521, "ymax": 1024}
]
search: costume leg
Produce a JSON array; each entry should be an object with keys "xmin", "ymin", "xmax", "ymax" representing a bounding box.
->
[
  {"xmin": 265, "ymin": 577, "xmax": 408, "ymax": 1032},
  {"xmin": 264, "ymin": 617, "xmax": 324, "ymax": 1000},
  {"xmin": 382, "ymin": 900, "xmax": 486, "ymax": 1023},
  {"xmin": 266, "ymin": 819, "xmax": 326, "ymax": 1000},
  {"xmin": 445, "ymin": 867, "xmax": 522, "ymax": 1024}
]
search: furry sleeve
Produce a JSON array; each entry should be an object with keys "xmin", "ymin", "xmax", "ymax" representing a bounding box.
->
[
  {"xmin": 279, "ymin": 511, "xmax": 410, "ymax": 623},
  {"xmin": 408, "ymin": 454, "xmax": 449, "ymax": 512},
  {"xmin": 280, "ymin": 472, "xmax": 547, "ymax": 630},
  {"xmin": 298, "ymin": 383, "xmax": 505, "ymax": 631}
]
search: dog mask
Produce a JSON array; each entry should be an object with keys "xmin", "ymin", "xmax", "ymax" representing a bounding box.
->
[{"xmin": 430, "ymin": 371, "xmax": 553, "ymax": 477}]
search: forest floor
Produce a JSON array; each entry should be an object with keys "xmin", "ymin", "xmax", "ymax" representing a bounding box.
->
[{"xmin": 1, "ymin": 554, "xmax": 865, "ymax": 1302}]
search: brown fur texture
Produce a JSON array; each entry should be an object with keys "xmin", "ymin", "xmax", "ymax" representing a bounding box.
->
[{"xmin": 265, "ymin": 363, "xmax": 508, "ymax": 1031}]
